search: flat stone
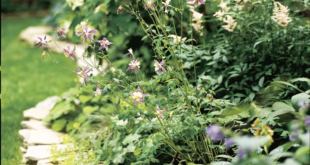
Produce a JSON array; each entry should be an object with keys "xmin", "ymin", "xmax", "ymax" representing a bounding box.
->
[
  {"xmin": 35, "ymin": 96, "xmax": 60, "ymax": 110},
  {"xmin": 21, "ymin": 154, "xmax": 28, "ymax": 163},
  {"xmin": 19, "ymin": 129, "xmax": 31, "ymax": 142},
  {"xmin": 37, "ymin": 159, "xmax": 55, "ymax": 165},
  {"xmin": 24, "ymin": 145, "xmax": 67, "ymax": 161},
  {"xmin": 23, "ymin": 107, "xmax": 51, "ymax": 120},
  {"xmin": 27, "ymin": 130, "xmax": 63, "ymax": 145},
  {"xmin": 21, "ymin": 120, "xmax": 49, "ymax": 130}
]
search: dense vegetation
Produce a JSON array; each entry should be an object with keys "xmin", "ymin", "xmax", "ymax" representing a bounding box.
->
[{"xmin": 32, "ymin": 0, "xmax": 310, "ymax": 164}]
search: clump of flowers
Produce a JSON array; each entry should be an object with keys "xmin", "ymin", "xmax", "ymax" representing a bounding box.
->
[
  {"xmin": 154, "ymin": 60, "xmax": 166, "ymax": 75},
  {"xmin": 63, "ymin": 44, "xmax": 76, "ymax": 60},
  {"xmin": 130, "ymin": 86, "xmax": 147, "ymax": 104},
  {"xmin": 126, "ymin": 57, "xmax": 140, "ymax": 74},
  {"xmin": 222, "ymin": 15, "xmax": 237, "ymax": 32},
  {"xmin": 97, "ymin": 37, "xmax": 113, "ymax": 51},
  {"xmin": 144, "ymin": 1, "xmax": 155, "ymax": 10},
  {"xmin": 189, "ymin": 6, "xmax": 204, "ymax": 36},
  {"xmin": 168, "ymin": 35, "xmax": 187, "ymax": 44},
  {"xmin": 271, "ymin": 1, "xmax": 292, "ymax": 27},
  {"xmin": 55, "ymin": 28, "xmax": 66, "ymax": 39},
  {"xmin": 206, "ymin": 124, "xmax": 225, "ymax": 142},
  {"xmin": 34, "ymin": 36, "xmax": 48, "ymax": 49},
  {"xmin": 213, "ymin": 10, "xmax": 225, "ymax": 21},
  {"xmin": 218, "ymin": 0, "xmax": 230, "ymax": 12},
  {"xmin": 76, "ymin": 25, "xmax": 97, "ymax": 42}
]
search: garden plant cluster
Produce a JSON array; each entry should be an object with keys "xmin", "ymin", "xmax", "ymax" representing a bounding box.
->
[{"xmin": 35, "ymin": 0, "xmax": 309, "ymax": 164}]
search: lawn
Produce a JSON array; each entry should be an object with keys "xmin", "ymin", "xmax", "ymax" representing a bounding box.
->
[{"xmin": 1, "ymin": 17, "xmax": 76, "ymax": 165}]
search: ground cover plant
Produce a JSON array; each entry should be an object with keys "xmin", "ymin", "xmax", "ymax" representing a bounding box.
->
[
  {"xmin": 1, "ymin": 17, "xmax": 76, "ymax": 165},
  {"xmin": 32, "ymin": 0, "xmax": 310, "ymax": 164}
]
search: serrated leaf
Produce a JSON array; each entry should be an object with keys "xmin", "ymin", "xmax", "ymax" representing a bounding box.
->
[
  {"xmin": 272, "ymin": 102, "xmax": 295, "ymax": 112},
  {"xmin": 123, "ymin": 134, "xmax": 141, "ymax": 145}
]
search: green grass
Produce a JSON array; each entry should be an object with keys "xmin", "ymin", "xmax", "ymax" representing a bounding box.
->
[{"xmin": 1, "ymin": 17, "xmax": 77, "ymax": 165}]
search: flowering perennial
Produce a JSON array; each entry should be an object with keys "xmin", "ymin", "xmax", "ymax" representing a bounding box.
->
[
  {"xmin": 126, "ymin": 58, "xmax": 141, "ymax": 74},
  {"xmin": 222, "ymin": 15, "xmax": 237, "ymax": 32},
  {"xmin": 154, "ymin": 60, "xmax": 167, "ymax": 75},
  {"xmin": 76, "ymin": 25, "xmax": 97, "ymax": 42},
  {"xmin": 93, "ymin": 84, "xmax": 105, "ymax": 97},
  {"xmin": 63, "ymin": 44, "xmax": 76, "ymax": 60},
  {"xmin": 162, "ymin": 0, "xmax": 170, "ymax": 13},
  {"xmin": 206, "ymin": 124, "xmax": 225, "ymax": 142},
  {"xmin": 97, "ymin": 37, "xmax": 113, "ymax": 51},
  {"xmin": 145, "ymin": 1, "xmax": 155, "ymax": 10},
  {"xmin": 34, "ymin": 36, "xmax": 48, "ymax": 48},
  {"xmin": 189, "ymin": 8, "xmax": 204, "ymax": 35},
  {"xmin": 55, "ymin": 28, "xmax": 66, "ymax": 39},
  {"xmin": 271, "ymin": 1, "xmax": 292, "ymax": 27},
  {"xmin": 130, "ymin": 87, "xmax": 147, "ymax": 104},
  {"xmin": 125, "ymin": 48, "xmax": 134, "ymax": 58},
  {"xmin": 155, "ymin": 105, "xmax": 166, "ymax": 117}
]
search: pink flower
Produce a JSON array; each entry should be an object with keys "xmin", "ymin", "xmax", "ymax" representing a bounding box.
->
[
  {"xmin": 125, "ymin": 48, "xmax": 134, "ymax": 58},
  {"xmin": 63, "ymin": 44, "xmax": 76, "ymax": 60},
  {"xmin": 154, "ymin": 60, "xmax": 167, "ymax": 75},
  {"xmin": 76, "ymin": 25, "xmax": 97, "ymax": 42},
  {"xmin": 55, "ymin": 28, "xmax": 66, "ymax": 39},
  {"xmin": 93, "ymin": 84, "xmax": 105, "ymax": 97},
  {"xmin": 126, "ymin": 57, "xmax": 140, "ymax": 74},
  {"xmin": 75, "ymin": 66, "xmax": 91, "ymax": 79},
  {"xmin": 130, "ymin": 86, "xmax": 147, "ymax": 104},
  {"xmin": 155, "ymin": 105, "xmax": 166, "ymax": 117},
  {"xmin": 145, "ymin": 1, "xmax": 155, "ymax": 10},
  {"xmin": 97, "ymin": 37, "xmax": 113, "ymax": 51},
  {"xmin": 34, "ymin": 36, "xmax": 48, "ymax": 48},
  {"xmin": 188, "ymin": 0, "xmax": 205, "ymax": 7}
]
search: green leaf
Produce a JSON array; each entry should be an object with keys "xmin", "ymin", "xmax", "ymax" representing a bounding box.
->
[
  {"xmin": 134, "ymin": 148, "xmax": 141, "ymax": 156},
  {"xmin": 123, "ymin": 134, "xmax": 141, "ymax": 145},
  {"xmin": 290, "ymin": 78, "xmax": 310, "ymax": 84},
  {"xmin": 83, "ymin": 106, "xmax": 98, "ymax": 114},
  {"xmin": 291, "ymin": 93, "xmax": 310, "ymax": 110},
  {"xmin": 52, "ymin": 118, "xmax": 67, "ymax": 131},
  {"xmin": 272, "ymin": 102, "xmax": 295, "ymax": 112},
  {"xmin": 79, "ymin": 95, "xmax": 92, "ymax": 104},
  {"xmin": 295, "ymin": 146, "xmax": 310, "ymax": 158},
  {"xmin": 259, "ymin": 76, "xmax": 265, "ymax": 87},
  {"xmin": 299, "ymin": 133, "xmax": 310, "ymax": 146}
]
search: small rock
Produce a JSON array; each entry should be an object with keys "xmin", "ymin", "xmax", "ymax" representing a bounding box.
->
[
  {"xmin": 19, "ymin": 129, "xmax": 31, "ymax": 142},
  {"xmin": 21, "ymin": 120, "xmax": 49, "ymax": 130},
  {"xmin": 27, "ymin": 130, "xmax": 63, "ymax": 145},
  {"xmin": 21, "ymin": 154, "xmax": 28, "ymax": 163},
  {"xmin": 23, "ymin": 107, "xmax": 51, "ymax": 120},
  {"xmin": 35, "ymin": 96, "xmax": 60, "ymax": 109},
  {"xmin": 37, "ymin": 159, "xmax": 54, "ymax": 165},
  {"xmin": 20, "ymin": 147, "xmax": 27, "ymax": 153}
]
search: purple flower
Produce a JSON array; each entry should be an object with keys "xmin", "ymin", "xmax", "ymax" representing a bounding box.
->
[
  {"xmin": 125, "ymin": 48, "xmax": 134, "ymax": 58},
  {"xmin": 93, "ymin": 84, "xmax": 105, "ymax": 97},
  {"xmin": 155, "ymin": 105, "xmax": 166, "ymax": 117},
  {"xmin": 55, "ymin": 28, "xmax": 66, "ymax": 39},
  {"xmin": 117, "ymin": 5, "xmax": 123, "ymax": 15},
  {"xmin": 130, "ymin": 86, "xmax": 147, "ymax": 104},
  {"xmin": 224, "ymin": 138, "xmax": 234, "ymax": 149},
  {"xmin": 75, "ymin": 66, "xmax": 91, "ymax": 79},
  {"xmin": 145, "ymin": 1, "xmax": 155, "ymax": 10},
  {"xmin": 305, "ymin": 116, "xmax": 310, "ymax": 126},
  {"xmin": 289, "ymin": 128, "xmax": 299, "ymax": 141},
  {"xmin": 34, "ymin": 36, "xmax": 48, "ymax": 48},
  {"xmin": 298, "ymin": 101, "xmax": 309, "ymax": 109},
  {"xmin": 97, "ymin": 37, "xmax": 113, "ymax": 51},
  {"xmin": 237, "ymin": 148, "xmax": 246, "ymax": 160},
  {"xmin": 63, "ymin": 44, "xmax": 76, "ymax": 60},
  {"xmin": 206, "ymin": 124, "xmax": 225, "ymax": 142},
  {"xmin": 188, "ymin": 0, "xmax": 205, "ymax": 7},
  {"xmin": 126, "ymin": 57, "xmax": 140, "ymax": 74},
  {"xmin": 76, "ymin": 25, "xmax": 97, "ymax": 42},
  {"xmin": 154, "ymin": 60, "xmax": 167, "ymax": 75}
]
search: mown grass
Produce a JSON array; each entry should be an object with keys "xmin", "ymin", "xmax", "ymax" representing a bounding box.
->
[{"xmin": 1, "ymin": 17, "xmax": 77, "ymax": 165}]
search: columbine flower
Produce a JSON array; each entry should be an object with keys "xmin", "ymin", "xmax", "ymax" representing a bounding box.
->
[
  {"xmin": 76, "ymin": 25, "xmax": 97, "ymax": 42},
  {"xmin": 162, "ymin": 0, "xmax": 170, "ymax": 13},
  {"xmin": 305, "ymin": 116, "xmax": 310, "ymax": 126},
  {"xmin": 55, "ymin": 28, "xmax": 66, "ymax": 39},
  {"xmin": 154, "ymin": 60, "xmax": 167, "ymax": 75},
  {"xmin": 130, "ymin": 87, "xmax": 147, "ymax": 104},
  {"xmin": 34, "ymin": 36, "xmax": 48, "ymax": 48},
  {"xmin": 75, "ymin": 66, "xmax": 91, "ymax": 79},
  {"xmin": 145, "ymin": 1, "xmax": 155, "ymax": 10},
  {"xmin": 222, "ymin": 15, "xmax": 237, "ymax": 32},
  {"xmin": 188, "ymin": 0, "xmax": 205, "ymax": 7},
  {"xmin": 224, "ymin": 138, "xmax": 234, "ymax": 149},
  {"xmin": 97, "ymin": 37, "xmax": 113, "ymax": 51},
  {"xmin": 155, "ymin": 105, "xmax": 166, "ymax": 117},
  {"xmin": 63, "ymin": 44, "xmax": 76, "ymax": 60},
  {"xmin": 168, "ymin": 35, "xmax": 187, "ymax": 44},
  {"xmin": 213, "ymin": 10, "xmax": 225, "ymax": 21},
  {"xmin": 271, "ymin": 1, "xmax": 292, "ymax": 27},
  {"xmin": 125, "ymin": 48, "xmax": 134, "ymax": 58},
  {"xmin": 117, "ymin": 5, "xmax": 123, "ymax": 15},
  {"xmin": 93, "ymin": 84, "xmax": 105, "ymax": 97},
  {"xmin": 126, "ymin": 58, "xmax": 140, "ymax": 74},
  {"xmin": 206, "ymin": 124, "xmax": 225, "ymax": 142},
  {"xmin": 218, "ymin": 1, "xmax": 230, "ymax": 12}
]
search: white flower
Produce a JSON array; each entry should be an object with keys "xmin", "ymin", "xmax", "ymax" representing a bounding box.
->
[
  {"xmin": 213, "ymin": 10, "xmax": 225, "ymax": 21},
  {"xmin": 271, "ymin": 1, "xmax": 292, "ymax": 27},
  {"xmin": 66, "ymin": 0, "xmax": 84, "ymax": 10},
  {"xmin": 168, "ymin": 35, "xmax": 187, "ymax": 44},
  {"xmin": 222, "ymin": 15, "xmax": 237, "ymax": 32},
  {"xmin": 218, "ymin": 1, "xmax": 230, "ymax": 12}
]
